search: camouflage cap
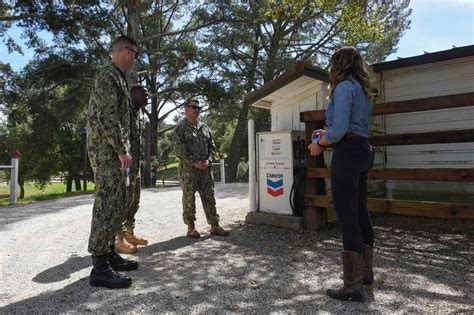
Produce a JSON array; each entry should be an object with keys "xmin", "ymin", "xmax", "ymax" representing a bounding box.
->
[{"xmin": 131, "ymin": 83, "xmax": 147, "ymax": 92}]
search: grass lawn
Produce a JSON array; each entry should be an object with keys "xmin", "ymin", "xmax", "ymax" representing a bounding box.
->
[
  {"xmin": 0, "ymin": 159, "xmax": 181, "ymax": 206},
  {"xmin": 156, "ymin": 162, "xmax": 178, "ymax": 180},
  {"xmin": 0, "ymin": 182, "xmax": 95, "ymax": 206},
  {"xmin": 154, "ymin": 160, "xmax": 224, "ymax": 182}
]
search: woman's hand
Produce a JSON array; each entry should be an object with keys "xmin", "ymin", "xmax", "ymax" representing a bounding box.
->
[
  {"xmin": 312, "ymin": 129, "xmax": 327, "ymax": 138},
  {"xmin": 309, "ymin": 129, "xmax": 327, "ymax": 156},
  {"xmin": 308, "ymin": 142, "xmax": 323, "ymax": 156}
]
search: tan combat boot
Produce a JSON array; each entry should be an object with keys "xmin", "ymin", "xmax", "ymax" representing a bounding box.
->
[
  {"xmin": 124, "ymin": 227, "xmax": 149, "ymax": 246},
  {"xmin": 115, "ymin": 232, "xmax": 138, "ymax": 254},
  {"xmin": 186, "ymin": 222, "xmax": 200, "ymax": 238},
  {"xmin": 210, "ymin": 224, "xmax": 230, "ymax": 236}
]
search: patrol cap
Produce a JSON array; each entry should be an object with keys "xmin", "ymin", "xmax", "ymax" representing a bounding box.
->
[
  {"xmin": 131, "ymin": 83, "xmax": 147, "ymax": 92},
  {"xmin": 185, "ymin": 98, "xmax": 201, "ymax": 110}
]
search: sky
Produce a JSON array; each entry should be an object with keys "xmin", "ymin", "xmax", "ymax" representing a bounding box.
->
[
  {"xmin": 1, "ymin": 0, "xmax": 473, "ymax": 122},
  {"xmin": 1, "ymin": 0, "xmax": 473, "ymax": 70},
  {"xmin": 386, "ymin": 0, "xmax": 473, "ymax": 60}
]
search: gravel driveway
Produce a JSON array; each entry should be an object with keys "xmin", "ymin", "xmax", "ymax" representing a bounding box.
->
[{"xmin": 1, "ymin": 183, "xmax": 473, "ymax": 313}]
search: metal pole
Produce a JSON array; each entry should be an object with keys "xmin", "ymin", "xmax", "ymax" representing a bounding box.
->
[
  {"xmin": 248, "ymin": 119, "xmax": 256, "ymax": 212},
  {"xmin": 10, "ymin": 157, "xmax": 19, "ymax": 205},
  {"xmin": 220, "ymin": 158, "xmax": 225, "ymax": 184}
]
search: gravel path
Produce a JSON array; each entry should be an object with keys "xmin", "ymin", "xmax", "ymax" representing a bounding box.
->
[{"xmin": 1, "ymin": 183, "xmax": 473, "ymax": 313}]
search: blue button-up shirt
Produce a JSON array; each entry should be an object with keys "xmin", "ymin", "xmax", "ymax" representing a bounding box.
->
[{"xmin": 325, "ymin": 76, "xmax": 373, "ymax": 143}]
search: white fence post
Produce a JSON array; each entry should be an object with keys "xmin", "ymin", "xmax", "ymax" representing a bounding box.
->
[
  {"xmin": 248, "ymin": 119, "xmax": 256, "ymax": 212},
  {"xmin": 10, "ymin": 157, "xmax": 19, "ymax": 205},
  {"xmin": 220, "ymin": 158, "xmax": 225, "ymax": 184}
]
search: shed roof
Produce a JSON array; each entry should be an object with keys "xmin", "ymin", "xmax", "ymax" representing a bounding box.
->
[
  {"xmin": 372, "ymin": 45, "xmax": 474, "ymax": 72},
  {"xmin": 243, "ymin": 62, "xmax": 328, "ymax": 108}
]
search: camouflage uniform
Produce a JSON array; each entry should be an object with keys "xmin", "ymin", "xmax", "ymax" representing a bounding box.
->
[
  {"xmin": 173, "ymin": 119, "xmax": 219, "ymax": 225},
  {"xmin": 87, "ymin": 62, "xmax": 131, "ymax": 256},
  {"xmin": 123, "ymin": 104, "xmax": 143, "ymax": 229}
]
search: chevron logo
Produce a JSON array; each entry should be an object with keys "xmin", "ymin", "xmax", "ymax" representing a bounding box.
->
[{"xmin": 267, "ymin": 177, "xmax": 284, "ymax": 197}]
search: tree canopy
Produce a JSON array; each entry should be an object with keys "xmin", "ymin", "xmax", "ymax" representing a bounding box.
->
[{"xmin": 0, "ymin": 0, "xmax": 411, "ymax": 189}]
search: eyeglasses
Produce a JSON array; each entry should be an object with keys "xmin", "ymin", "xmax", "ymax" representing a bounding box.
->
[
  {"xmin": 186, "ymin": 105, "xmax": 201, "ymax": 110},
  {"xmin": 125, "ymin": 46, "xmax": 139, "ymax": 59}
]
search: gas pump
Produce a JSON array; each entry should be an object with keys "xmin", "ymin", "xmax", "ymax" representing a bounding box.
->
[
  {"xmin": 256, "ymin": 131, "xmax": 305, "ymax": 216},
  {"xmin": 289, "ymin": 135, "xmax": 306, "ymax": 216}
]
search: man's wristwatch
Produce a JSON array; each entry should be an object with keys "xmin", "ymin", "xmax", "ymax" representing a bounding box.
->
[{"xmin": 317, "ymin": 140, "xmax": 330, "ymax": 149}]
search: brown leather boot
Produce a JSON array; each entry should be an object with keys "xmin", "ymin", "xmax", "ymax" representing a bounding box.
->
[
  {"xmin": 115, "ymin": 232, "xmax": 138, "ymax": 254},
  {"xmin": 326, "ymin": 251, "xmax": 366, "ymax": 302},
  {"xmin": 187, "ymin": 222, "xmax": 200, "ymax": 238},
  {"xmin": 210, "ymin": 224, "xmax": 230, "ymax": 236},
  {"xmin": 124, "ymin": 227, "xmax": 149, "ymax": 246},
  {"xmin": 362, "ymin": 244, "xmax": 374, "ymax": 285}
]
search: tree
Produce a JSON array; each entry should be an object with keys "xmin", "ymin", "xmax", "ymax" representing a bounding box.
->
[
  {"xmin": 1, "ymin": 49, "xmax": 96, "ymax": 195},
  {"xmin": 1, "ymin": 1, "xmax": 236, "ymax": 187},
  {"xmin": 0, "ymin": 0, "xmax": 411, "ymax": 186},
  {"xmin": 200, "ymin": 0, "xmax": 411, "ymax": 182}
]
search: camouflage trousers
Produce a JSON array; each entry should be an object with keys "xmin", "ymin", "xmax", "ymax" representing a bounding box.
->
[
  {"xmin": 88, "ymin": 167, "xmax": 127, "ymax": 256},
  {"xmin": 123, "ymin": 174, "xmax": 141, "ymax": 230},
  {"xmin": 179, "ymin": 167, "xmax": 219, "ymax": 225}
]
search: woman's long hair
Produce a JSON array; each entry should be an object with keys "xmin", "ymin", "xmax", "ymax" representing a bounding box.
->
[{"xmin": 328, "ymin": 46, "xmax": 372, "ymax": 99}]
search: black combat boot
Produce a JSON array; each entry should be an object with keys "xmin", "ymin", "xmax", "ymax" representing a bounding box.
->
[
  {"xmin": 89, "ymin": 255, "xmax": 132, "ymax": 288},
  {"xmin": 108, "ymin": 249, "xmax": 139, "ymax": 271},
  {"xmin": 362, "ymin": 244, "xmax": 374, "ymax": 285},
  {"xmin": 326, "ymin": 251, "xmax": 366, "ymax": 302}
]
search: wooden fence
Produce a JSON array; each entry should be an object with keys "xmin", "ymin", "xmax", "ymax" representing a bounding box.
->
[{"xmin": 301, "ymin": 92, "xmax": 474, "ymax": 230}]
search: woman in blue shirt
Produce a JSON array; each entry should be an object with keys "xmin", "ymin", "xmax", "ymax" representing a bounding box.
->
[{"xmin": 308, "ymin": 46, "xmax": 374, "ymax": 302}]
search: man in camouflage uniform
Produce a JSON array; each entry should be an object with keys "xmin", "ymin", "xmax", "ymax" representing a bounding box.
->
[
  {"xmin": 86, "ymin": 35, "xmax": 139, "ymax": 289},
  {"xmin": 116, "ymin": 84, "xmax": 149, "ymax": 252},
  {"xmin": 173, "ymin": 99, "xmax": 230, "ymax": 238}
]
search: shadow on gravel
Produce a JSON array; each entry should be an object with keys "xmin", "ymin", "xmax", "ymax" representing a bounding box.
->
[
  {"xmin": 30, "ymin": 237, "xmax": 207, "ymax": 285},
  {"xmin": 2, "ymin": 213, "xmax": 473, "ymax": 313},
  {"xmin": 0, "ymin": 195, "xmax": 93, "ymax": 226},
  {"xmin": 369, "ymin": 214, "xmax": 474, "ymax": 310},
  {"xmin": 33, "ymin": 254, "xmax": 91, "ymax": 284}
]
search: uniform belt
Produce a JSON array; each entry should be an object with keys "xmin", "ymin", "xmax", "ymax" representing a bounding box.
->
[{"xmin": 343, "ymin": 132, "xmax": 364, "ymax": 140}]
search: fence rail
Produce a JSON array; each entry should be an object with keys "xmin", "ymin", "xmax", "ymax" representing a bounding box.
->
[
  {"xmin": 301, "ymin": 91, "xmax": 474, "ymax": 230},
  {"xmin": 307, "ymin": 167, "xmax": 474, "ymax": 182}
]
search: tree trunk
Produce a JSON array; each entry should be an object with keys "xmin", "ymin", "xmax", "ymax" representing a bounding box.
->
[
  {"xmin": 74, "ymin": 177, "xmax": 81, "ymax": 191},
  {"xmin": 125, "ymin": 1, "xmax": 140, "ymax": 40},
  {"xmin": 150, "ymin": 97, "xmax": 158, "ymax": 187},
  {"xmin": 225, "ymin": 104, "xmax": 249, "ymax": 183},
  {"xmin": 19, "ymin": 179, "xmax": 25, "ymax": 199},
  {"xmin": 144, "ymin": 122, "xmax": 152, "ymax": 187},
  {"xmin": 66, "ymin": 177, "xmax": 72, "ymax": 192},
  {"xmin": 226, "ymin": 36, "xmax": 260, "ymax": 182}
]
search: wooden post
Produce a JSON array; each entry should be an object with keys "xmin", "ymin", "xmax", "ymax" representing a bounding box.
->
[{"xmin": 304, "ymin": 121, "xmax": 327, "ymax": 230}]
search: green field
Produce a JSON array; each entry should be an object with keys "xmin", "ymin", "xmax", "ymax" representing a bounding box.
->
[
  {"xmin": 0, "ymin": 182, "xmax": 95, "ymax": 206},
  {"xmin": 155, "ymin": 162, "xmax": 179, "ymax": 180},
  {"xmin": 0, "ymin": 161, "xmax": 181, "ymax": 206}
]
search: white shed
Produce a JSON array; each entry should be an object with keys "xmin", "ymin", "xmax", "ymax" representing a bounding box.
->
[
  {"xmin": 244, "ymin": 62, "xmax": 329, "ymax": 131},
  {"xmin": 372, "ymin": 45, "xmax": 474, "ymax": 202},
  {"xmin": 245, "ymin": 46, "xmax": 474, "ymax": 228}
]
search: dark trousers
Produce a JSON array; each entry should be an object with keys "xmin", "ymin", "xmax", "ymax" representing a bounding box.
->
[{"xmin": 331, "ymin": 138, "xmax": 374, "ymax": 254}]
